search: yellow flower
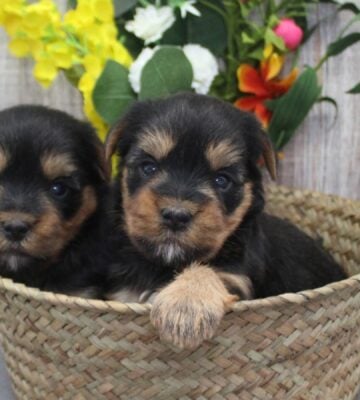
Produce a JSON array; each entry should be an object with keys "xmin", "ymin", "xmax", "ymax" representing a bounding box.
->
[
  {"xmin": 79, "ymin": 71, "xmax": 97, "ymax": 93},
  {"xmin": 9, "ymin": 37, "xmax": 30, "ymax": 57},
  {"xmin": 46, "ymin": 41, "xmax": 75, "ymax": 69},
  {"xmin": 94, "ymin": 0, "xmax": 114, "ymax": 22},
  {"xmin": 0, "ymin": 0, "xmax": 132, "ymax": 140},
  {"xmin": 33, "ymin": 57, "xmax": 57, "ymax": 87},
  {"xmin": 83, "ymin": 93, "xmax": 108, "ymax": 140},
  {"xmin": 83, "ymin": 54, "xmax": 102, "ymax": 77}
]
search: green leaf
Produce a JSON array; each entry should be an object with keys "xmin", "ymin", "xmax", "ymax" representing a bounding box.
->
[
  {"xmin": 114, "ymin": 0, "xmax": 137, "ymax": 17},
  {"xmin": 326, "ymin": 32, "xmax": 360, "ymax": 57},
  {"xmin": 338, "ymin": 2, "xmax": 360, "ymax": 14},
  {"xmin": 268, "ymin": 14, "xmax": 280, "ymax": 28},
  {"xmin": 317, "ymin": 96, "xmax": 338, "ymax": 128},
  {"xmin": 267, "ymin": 67, "xmax": 322, "ymax": 150},
  {"xmin": 160, "ymin": 10, "xmax": 187, "ymax": 46},
  {"xmin": 248, "ymin": 47, "xmax": 265, "ymax": 61},
  {"xmin": 67, "ymin": 0, "xmax": 77, "ymax": 9},
  {"xmin": 139, "ymin": 47, "xmax": 193, "ymax": 100},
  {"xmin": 187, "ymin": 1, "xmax": 227, "ymax": 56},
  {"xmin": 265, "ymin": 28, "xmax": 286, "ymax": 51},
  {"xmin": 93, "ymin": 60, "xmax": 136, "ymax": 125},
  {"xmin": 242, "ymin": 32, "xmax": 255, "ymax": 44},
  {"xmin": 347, "ymin": 82, "xmax": 360, "ymax": 94}
]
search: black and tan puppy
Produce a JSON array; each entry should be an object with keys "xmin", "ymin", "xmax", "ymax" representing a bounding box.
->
[
  {"xmin": 105, "ymin": 93, "xmax": 346, "ymax": 348},
  {"xmin": 0, "ymin": 105, "xmax": 109, "ymax": 297}
]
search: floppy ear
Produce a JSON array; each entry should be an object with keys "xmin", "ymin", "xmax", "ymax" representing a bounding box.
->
[
  {"xmin": 95, "ymin": 139, "xmax": 111, "ymax": 182},
  {"xmin": 104, "ymin": 121, "xmax": 125, "ymax": 177},
  {"xmin": 260, "ymin": 130, "xmax": 277, "ymax": 180}
]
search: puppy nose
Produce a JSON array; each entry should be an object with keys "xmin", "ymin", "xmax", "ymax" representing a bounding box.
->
[
  {"xmin": 161, "ymin": 208, "xmax": 192, "ymax": 231},
  {"xmin": 2, "ymin": 220, "xmax": 31, "ymax": 242}
]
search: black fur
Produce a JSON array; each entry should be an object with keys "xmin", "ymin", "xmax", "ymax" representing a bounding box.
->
[
  {"xmin": 0, "ymin": 105, "xmax": 109, "ymax": 296},
  {"xmin": 105, "ymin": 93, "xmax": 346, "ymax": 300}
]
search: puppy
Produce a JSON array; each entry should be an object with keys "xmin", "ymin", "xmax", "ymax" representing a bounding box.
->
[
  {"xmin": 104, "ymin": 93, "xmax": 346, "ymax": 348},
  {"xmin": 0, "ymin": 105, "xmax": 109, "ymax": 297}
]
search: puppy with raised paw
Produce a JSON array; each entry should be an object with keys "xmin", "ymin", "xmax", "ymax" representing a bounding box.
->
[
  {"xmin": 104, "ymin": 93, "xmax": 346, "ymax": 348},
  {"xmin": 0, "ymin": 105, "xmax": 109, "ymax": 297}
]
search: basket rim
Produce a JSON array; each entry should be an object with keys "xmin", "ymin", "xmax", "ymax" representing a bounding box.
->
[
  {"xmin": 1, "ymin": 274, "xmax": 360, "ymax": 315},
  {"xmin": 0, "ymin": 184, "xmax": 359, "ymax": 315}
]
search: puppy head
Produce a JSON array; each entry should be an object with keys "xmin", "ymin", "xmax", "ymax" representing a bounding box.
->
[
  {"xmin": 0, "ymin": 105, "xmax": 108, "ymax": 273},
  {"xmin": 106, "ymin": 93, "xmax": 276, "ymax": 266}
]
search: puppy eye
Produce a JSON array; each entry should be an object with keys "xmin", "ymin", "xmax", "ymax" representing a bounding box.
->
[
  {"xmin": 141, "ymin": 161, "xmax": 158, "ymax": 177},
  {"xmin": 50, "ymin": 181, "xmax": 69, "ymax": 198},
  {"xmin": 214, "ymin": 174, "xmax": 232, "ymax": 191}
]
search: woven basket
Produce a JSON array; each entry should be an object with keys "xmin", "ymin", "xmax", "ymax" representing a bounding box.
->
[{"xmin": 0, "ymin": 185, "xmax": 359, "ymax": 400}]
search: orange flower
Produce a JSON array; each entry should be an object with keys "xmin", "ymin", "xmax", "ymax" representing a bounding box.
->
[{"xmin": 235, "ymin": 48, "xmax": 298, "ymax": 127}]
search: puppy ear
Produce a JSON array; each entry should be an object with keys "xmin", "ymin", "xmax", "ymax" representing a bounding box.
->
[
  {"xmin": 94, "ymin": 140, "xmax": 111, "ymax": 182},
  {"xmin": 105, "ymin": 121, "xmax": 124, "ymax": 177},
  {"xmin": 260, "ymin": 130, "xmax": 277, "ymax": 180}
]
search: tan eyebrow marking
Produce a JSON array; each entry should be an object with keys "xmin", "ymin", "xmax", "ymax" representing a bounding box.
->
[
  {"xmin": 206, "ymin": 140, "xmax": 243, "ymax": 170},
  {"xmin": 41, "ymin": 152, "xmax": 77, "ymax": 180},
  {"xmin": 0, "ymin": 148, "xmax": 9, "ymax": 174},
  {"xmin": 138, "ymin": 129, "xmax": 176, "ymax": 160}
]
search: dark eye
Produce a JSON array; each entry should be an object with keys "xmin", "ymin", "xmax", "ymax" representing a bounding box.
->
[
  {"xmin": 141, "ymin": 161, "xmax": 158, "ymax": 177},
  {"xmin": 214, "ymin": 174, "xmax": 232, "ymax": 191},
  {"xmin": 50, "ymin": 181, "xmax": 69, "ymax": 198}
]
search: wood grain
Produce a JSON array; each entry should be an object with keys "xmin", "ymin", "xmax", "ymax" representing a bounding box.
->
[{"xmin": 0, "ymin": 2, "xmax": 358, "ymax": 199}]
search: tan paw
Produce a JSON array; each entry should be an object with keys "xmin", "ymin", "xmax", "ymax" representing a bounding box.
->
[{"xmin": 150, "ymin": 263, "xmax": 238, "ymax": 349}]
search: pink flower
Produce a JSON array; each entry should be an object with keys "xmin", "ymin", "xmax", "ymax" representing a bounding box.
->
[{"xmin": 274, "ymin": 19, "xmax": 303, "ymax": 51}]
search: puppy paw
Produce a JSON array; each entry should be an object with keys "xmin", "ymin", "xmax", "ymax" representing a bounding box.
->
[{"xmin": 150, "ymin": 263, "xmax": 238, "ymax": 349}]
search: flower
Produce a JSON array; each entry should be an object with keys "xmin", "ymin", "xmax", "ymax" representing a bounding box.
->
[
  {"xmin": 129, "ymin": 47, "xmax": 156, "ymax": 93},
  {"xmin": 168, "ymin": 0, "xmax": 201, "ymax": 18},
  {"xmin": 129, "ymin": 44, "xmax": 219, "ymax": 95},
  {"xmin": 183, "ymin": 44, "xmax": 219, "ymax": 94},
  {"xmin": 235, "ymin": 46, "xmax": 298, "ymax": 127},
  {"xmin": 179, "ymin": 0, "xmax": 201, "ymax": 18},
  {"xmin": 125, "ymin": 5, "xmax": 176, "ymax": 45},
  {"xmin": 33, "ymin": 57, "xmax": 58, "ymax": 87},
  {"xmin": 0, "ymin": 0, "xmax": 132, "ymax": 139},
  {"xmin": 273, "ymin": 18, "xmax": 303, "ymax": 51}
]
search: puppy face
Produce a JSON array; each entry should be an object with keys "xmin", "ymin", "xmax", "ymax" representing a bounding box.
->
[
  {"xmin": 107, "ymin": 93, "xmax": 275, "ymax": 266},
  {"xmin": 0, "ymin": 106, "xmax": 107, "ymax": 273}
]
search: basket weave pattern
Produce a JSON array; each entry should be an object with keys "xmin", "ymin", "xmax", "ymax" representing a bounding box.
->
[{"xmin": 0, "ymin": 185, "xmax": 359, "ymax": 400}]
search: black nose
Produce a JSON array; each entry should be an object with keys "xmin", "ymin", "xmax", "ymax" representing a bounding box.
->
[
  {"xmin": 161, "ymin": 208, "xmax": 192, "ymax": 231},
  {"xmin": 2, "ymin": 220, "xmax": 31, "ymax": 242}
]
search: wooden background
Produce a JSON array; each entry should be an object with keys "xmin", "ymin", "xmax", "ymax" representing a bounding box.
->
[{"xmin": 0, "ymin": 1, "xmax": 359, "ymax": 199}]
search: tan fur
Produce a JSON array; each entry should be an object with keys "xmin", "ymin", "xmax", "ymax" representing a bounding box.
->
[
  {"xmin": 217, "ymin": 271, "xmax": 253, "ymax": 300},
  {"xmin": 260, "ymin": 132, "xmax": 277, "ymax": 180},
  {"xmin": 1, "ymin": 187, "xmax": 98, "ymax": 261},
  {"xmin": 138, "ymin": 129, "xmax": 176, "ymax": 160},
  {"xmin": 0, "ymin": 148, "xmax": 8, "ymax": 174},
  {"xmin": 122, "ymin": 166, "xmax": 253, "ymax": 261},
  {"xmin": 105, "ymin": 122, "xmax": 125, "ymax": 174},
  {"xmin": 41, "ymin": 152, "xmax": 77, "ymax": 180},
  {"xmin": 150, "ymin": 262, "xmax": 238, "ymax": 349},
  {"xmin": 206, "ymin": 140, "xmax": 243, "ymax": 170},
  {"xmin": 122, "ymin": 172, "xmax": 164, "ymax": 240},
  {"xmin": 183, "ymin": 182, "xmax": 253, "ymax": 260}
]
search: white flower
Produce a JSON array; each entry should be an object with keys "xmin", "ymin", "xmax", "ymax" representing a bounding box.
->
[
  {"xmin": 125, "ymin": 5, "xmax": 176, "ymax": 45},
  {"xmin": 129, "ymin": 47, "xmax": 157, "ymax": 93},
  {"xmin": 183, "ymin": 44, "xmax": 219, "ymax": 94},
  {"xmin": 168, "ymin": 0, "xmax": 201, "ymax": 18},
  {"xmin": 179, "ymin": 0, "xmax": 201, "ymax": 18}
]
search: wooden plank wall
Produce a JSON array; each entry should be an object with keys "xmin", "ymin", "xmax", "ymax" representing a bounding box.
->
[{"xmin": 0, "ymin": 1, "xmax": 359, "ymax": 199}]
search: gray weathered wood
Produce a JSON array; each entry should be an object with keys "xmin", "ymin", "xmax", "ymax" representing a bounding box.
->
[{"xmin": 0, "ymin": 2, "xmax": 359, "ymax": 199}]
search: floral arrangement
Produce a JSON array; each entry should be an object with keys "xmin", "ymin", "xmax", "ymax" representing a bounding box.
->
[{"xmin": 0, "ymin": 0, "xmax": 359, "ymax": 150}]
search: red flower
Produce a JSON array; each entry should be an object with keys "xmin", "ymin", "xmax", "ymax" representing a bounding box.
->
[{"xmin": 235, "ymin": 49, "xmax": 298, "ymax": 127}]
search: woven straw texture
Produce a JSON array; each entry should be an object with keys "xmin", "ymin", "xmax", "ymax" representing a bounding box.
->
[{"xmin": 0, "ymin": 185, "xmax": 359, "ymax": 400}]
